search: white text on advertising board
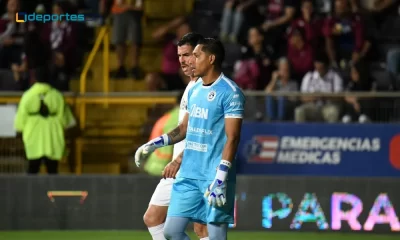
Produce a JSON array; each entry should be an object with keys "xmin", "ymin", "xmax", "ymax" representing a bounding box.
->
[{"xmin": 249, "ymin": 136, "xmax": 381, "ymax": 165}]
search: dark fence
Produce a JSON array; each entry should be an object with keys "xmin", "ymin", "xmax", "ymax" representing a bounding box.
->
[{"xmin": 0, "ymin": 175, "xmax": 399, "ymax": 233}]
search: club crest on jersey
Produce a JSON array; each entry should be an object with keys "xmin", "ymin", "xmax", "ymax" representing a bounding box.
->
[{"xmin": 207, "ymin": 90, "xmax": 216, "ymax": 101}]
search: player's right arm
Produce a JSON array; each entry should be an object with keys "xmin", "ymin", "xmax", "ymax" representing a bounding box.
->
[
  {"xmin": 134, "ymin": 112, "xmax": 189, "ymax": 167},
  {"xmin": 166, "ymin": 112, "xmax": 188, "ymax": 144}
]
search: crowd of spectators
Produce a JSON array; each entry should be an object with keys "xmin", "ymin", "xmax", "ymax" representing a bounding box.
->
[
  {"xmin": 224, "ymin": 0, "xmax": 400, "ymax": 123},
  {"xmin": 0, "ymin": 0, "xmax": 399, "ymax": 123},
  {"xmin": 0, "ymin": 0, "xmax": 98, "ymax": 92},
  {"xmin": 144, "ymin": 0, "xmax": 400, "ymax": 123}
]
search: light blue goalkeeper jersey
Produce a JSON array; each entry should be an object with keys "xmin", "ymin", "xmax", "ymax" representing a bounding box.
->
[{"xmin": 180, "ymin": 73, "xmax": 245, "ymax": 182}]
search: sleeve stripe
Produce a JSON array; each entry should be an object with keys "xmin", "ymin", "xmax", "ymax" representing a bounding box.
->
[
  {"xmin": 225, "ymin": 116, "xmax": 243, "ymax": 119},
  {"xmin": 223, "ymin": 78, "xmax": 237, "ymax": 92}
]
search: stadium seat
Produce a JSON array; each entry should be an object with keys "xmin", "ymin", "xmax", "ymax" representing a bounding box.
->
[
  {"xmin": 371, "ymin": 69, "xmax": 395, "ymax": 91},
  {"xmin": 82, "ymin": 163, "xmax": 121, "ymax": 174},
  {"xmin": 395, "ymin": 74, "xmax": 400, "ymax": 90},
  {"xmin": 78, "ymin": 137, "xmax": 142, "ymax": 173},
  {"xmin": 145, "ymin": 0, "xmax": 193, "ymax": 19},
  {"xmin": 376, "ymin": 42, "xmax": 399, "ymax": 62},
  {"xmin": 380, "ymin": 16, "xmax": 400, "ymax": 39},
  {"xmin": 191, "ymin": 12, "xmax": 221, "ymax": 37},
  {"xmin": 141, "ymin": 20, "xmax": 174, "ymax": 46},
  {"xmin": 107, "ymin": 47, "xmax": 162, "ymax": 73},
  {"xmin": 0, "ymin": 70, "xmax": 19, "ymax": 91},
  {"xmin": 194, "ymin": 0, "xmax": 225, "ymax": 16},
  {"xmin": 222, "ymin": 43, "xmax": 242, "ymax": 69}
]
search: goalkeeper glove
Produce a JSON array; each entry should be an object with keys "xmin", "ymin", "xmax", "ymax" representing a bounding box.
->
[
  {"xmin": 204, "ymin": 160, "xmax": 231, "ymax": 207},
  {"xmin": 134, "ymin": 134, "xmax": 170, "ymax": 167}
]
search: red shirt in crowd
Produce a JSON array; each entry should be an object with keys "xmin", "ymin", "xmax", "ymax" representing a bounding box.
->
[
  {"xmin": 265, "ymin": 0, "xmax": 296, "ymax": 21},
  {"xmin": 287, "ymin": 42, "xmax": 314, "ymax": 78},
  {"xmin": 289, "ymin": 16, "xmax": 323, "ymax": 44},
  {"xmin": 161, "ymin": 36, "xmax": 180, "ymax": 75},
  {"xmin": 41, "ymin": 21, "xmax": 77, "ymax": 69}
]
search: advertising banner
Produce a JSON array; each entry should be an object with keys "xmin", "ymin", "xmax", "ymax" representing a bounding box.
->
[
  {"xmin": 234, "ymin": 176, "xmax": 400, "ymax": 233},
  {"xmin": 0, "ymin": 176, "xmax": 398, "ymax": 233},
  {"xmin": 238, "ymin": 123, "xmax": 400, "ymax": 177}
]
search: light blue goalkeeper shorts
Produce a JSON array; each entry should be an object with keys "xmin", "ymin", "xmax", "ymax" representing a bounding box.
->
[{"xmin": 167, "ymin": 177, "xmax": 235, "ymax": 224}]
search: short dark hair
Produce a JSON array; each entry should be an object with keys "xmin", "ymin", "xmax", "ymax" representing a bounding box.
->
[
  {"xmin": 197, "ymin": 37, "xmax": 225, "ymax": 68},
  {"xmin": 314, "ymin": 51, "xmax": 330, "ymax": 65},
  {"xmin": 177, "ymin": 32, "xmax": 204, "ymax": 48}
]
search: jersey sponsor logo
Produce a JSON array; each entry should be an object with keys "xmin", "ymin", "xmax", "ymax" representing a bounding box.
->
[
  {"xmin": 189, "ymin": 104, "xmax": 208, "ymax": 119},
  {"xmin": 207, "ymin": 90, "xmax": 216, "ymax": 101},
  {"xmin": 188, "ymin": 126, "xmax": 213, "ymax": 135},
  {"xmin": 186, "ymin": 141, "xmax": 208, "ymax": 152},
  {"xmin": 230, "ymin": 101, "xmax": 242, "ymax": 107}
]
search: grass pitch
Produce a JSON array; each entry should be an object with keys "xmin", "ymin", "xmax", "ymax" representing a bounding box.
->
[{"xmin": 0, "ymin": 231, "xmax": 398, "ymax": 240}]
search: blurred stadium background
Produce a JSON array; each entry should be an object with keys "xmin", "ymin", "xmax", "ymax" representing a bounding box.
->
[{"xmin": 1, "ymin": 0, "xmax": 400, "ymax": 239}]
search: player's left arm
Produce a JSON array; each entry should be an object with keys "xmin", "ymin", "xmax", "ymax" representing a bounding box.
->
[
  {"xmin": 205, "ymin": 89, "xmax": 245, "ymax": 206},
  {"xmin": 220, "ymin": 90, "xmax": 245, "ymax": 168},
  {"xmin": 222, "ymin": 118, "xmax": 242, "ymax": 163}
]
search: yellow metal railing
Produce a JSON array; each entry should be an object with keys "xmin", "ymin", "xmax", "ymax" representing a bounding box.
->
[{"xmin": 79, "ymin": 26, "xmax": 110, "ymax": 95}]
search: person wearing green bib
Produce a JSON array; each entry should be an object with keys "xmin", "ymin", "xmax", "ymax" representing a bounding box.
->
[{"xmin": 14, "ymin": 67, "xmax": 76, "ymax": 174}]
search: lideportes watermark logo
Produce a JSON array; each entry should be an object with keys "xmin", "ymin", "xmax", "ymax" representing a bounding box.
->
[{"xmin": 16, "ymin": 12, "xmax": 85, "ymax": 23}]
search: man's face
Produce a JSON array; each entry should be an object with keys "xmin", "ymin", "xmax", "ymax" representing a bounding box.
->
[
  {"xmin": 7, "ymin": 0, "xmax": 18, "ymax": 12},
  {"xmin": 314, "ymin": 61, "xmax": 326, "ymax": 76},
  {"xmin": 289, "ymin": 33, "xmax": 303, "ymax": 48},
  {"xmin": 248, "ymin": 28, "xmax": 263, "ymax": 47},
  {"xmin": 53, "ymin": 4, "xmax": 62, "ymax": 15},
  {"xmin": 192, "ymin": 44, "xmax": 210, "ymax": 78},
  {"xmin": 301, "ymin": 1, "xmax": 313, "ymax": 16},
  {"xmin": 335, "ymin": 0, "xmax": 348, "ymax": 15},
  {"xmin": 278, "ymin": 61, "xmax": 290, "ymax": 79},
  {"xmin": 177, "ymin": 44, "xmax": 194, "ymax": 77}
]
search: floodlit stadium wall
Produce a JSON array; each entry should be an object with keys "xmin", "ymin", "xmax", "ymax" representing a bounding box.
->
[{"xmin": 1, "ymin": 175, "xmax": 399, "ymax": 233}]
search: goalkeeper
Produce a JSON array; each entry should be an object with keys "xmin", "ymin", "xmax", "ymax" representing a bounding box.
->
[{"xmin": 135, "ymin": 38, "xmax": 245, "ymax": 240}]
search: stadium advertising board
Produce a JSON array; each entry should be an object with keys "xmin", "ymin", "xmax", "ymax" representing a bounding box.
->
[
  {"xmin": 261, "ymin": 192, "xmax": 399, "ymax": 231},
  {"xmin": 234, "ymin": 177, "xmax": 399, "ymax": 233},
  {"xmin": 238, "ymin": 123, "xmax": 400, "ymax": 177},
  {"xmin": 1, "ymin": 176, "xmax": 398, "ymax": 233}
]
